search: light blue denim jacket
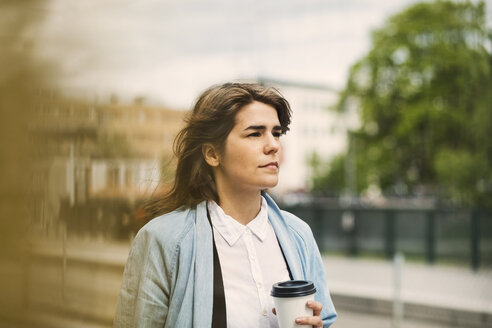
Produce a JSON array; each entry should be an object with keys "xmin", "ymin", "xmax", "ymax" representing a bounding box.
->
[{"xmin": 114, "ymin": 193, "xmax": 337, "ymax": 327}]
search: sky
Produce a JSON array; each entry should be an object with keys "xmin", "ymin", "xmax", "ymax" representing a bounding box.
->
[{"xmin": 34, "ymin": 0, "xmax": 491, "ymax": 108}]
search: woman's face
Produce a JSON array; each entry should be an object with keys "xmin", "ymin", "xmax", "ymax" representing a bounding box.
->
[{"xmin": 213, "ymin": 101, "xmax": 283, "ymax": 194}]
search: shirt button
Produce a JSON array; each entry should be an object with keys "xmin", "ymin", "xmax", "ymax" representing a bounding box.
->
[{"xmin": 262, "ymin": 309, "xmax": 267, "ymax": 316}]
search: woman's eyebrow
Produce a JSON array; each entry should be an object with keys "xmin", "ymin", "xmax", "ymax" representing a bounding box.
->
[
  {"xmin": 244, "ymin": 125, "xmax": 282, "ymax": 131},
  {"xmin": 244, "ymin": 125, "xmax": 265, "ymax": 131}
]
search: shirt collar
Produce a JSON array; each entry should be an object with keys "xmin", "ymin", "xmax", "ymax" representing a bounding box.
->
[{"xmin": 207, "ymin": 196, "xmax": 269, "ymax": 246}]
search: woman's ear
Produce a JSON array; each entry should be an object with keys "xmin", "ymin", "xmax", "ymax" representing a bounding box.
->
[{"xmin": 202, "ymin": 144, "xmax": 220, "ymax": 167}]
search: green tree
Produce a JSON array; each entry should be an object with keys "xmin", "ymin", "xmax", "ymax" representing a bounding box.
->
[
  {"xmin": 315, "ymin": 0, "xmax": 492, "ymax": 206},
  {"xmin": 311, "ymin": 152, "xmax": 345, "ymax": 195}
]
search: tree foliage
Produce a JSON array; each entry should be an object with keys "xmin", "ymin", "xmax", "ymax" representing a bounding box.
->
[{"xmin": 314, "ymin": 0, "xmax": 492, "ymax": 206}]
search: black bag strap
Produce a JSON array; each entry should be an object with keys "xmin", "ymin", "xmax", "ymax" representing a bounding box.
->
[
  {"xmin": 206, "ymin": 207, "xmax": 227, "ymax": 328},
  {"xmin": 277, "ymin": 236, "xmax": 294, "ymax": 280}
]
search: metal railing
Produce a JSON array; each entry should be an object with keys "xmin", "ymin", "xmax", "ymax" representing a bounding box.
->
[{"xmin": 281, "ymin": 203, "xmax": 491, "ymax": 271}]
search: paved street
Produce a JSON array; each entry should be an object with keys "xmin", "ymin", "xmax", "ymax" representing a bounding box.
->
[
  {"xmin": 333, "ymin": 309, "xmax": 452, "ymax": 328},
  {"xmin": 324, "ymin": 255, "xmax": 492, "ymax": 314}
]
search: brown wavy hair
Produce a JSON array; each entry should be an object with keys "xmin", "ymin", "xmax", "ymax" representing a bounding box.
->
[{"xmin": 143, "ymin": 82, "xmax": 292, "ymax": 219}]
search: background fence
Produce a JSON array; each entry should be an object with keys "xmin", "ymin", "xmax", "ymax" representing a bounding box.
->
[
  {"xmin": 58, "ymin": 197, "xmax": 492, "ymax": 270},
  {"xmin": 281, "ymin": 202, "xmax": 492, "ymax": 271}
]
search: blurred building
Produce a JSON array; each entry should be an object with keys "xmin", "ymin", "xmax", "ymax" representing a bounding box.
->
[
  {"xmin": 259, "ymin": 78, "xmax": 357, "ymax": 197},
  {"xmin": 31, "ymin": 91, "xmax": 184, "ymax": 159},
  {"xmin": 99, "ymin": 96, "xmax": 185, "ymax": 159},
  {"xmin": 29, "ymin": 90, "xmax": 185, "ymax": 234}
]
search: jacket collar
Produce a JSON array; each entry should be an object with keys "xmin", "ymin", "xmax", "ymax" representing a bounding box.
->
[
  {"xmin": 262, "ymin": 191, "xmax": 304, "ymax": 280},
  {"xmin": 199, "ymin": 192, "xmax": 304, "ymax": 280},
  {"xmin": 192, "ymin": 201, "xmax": 214, "ymax": 327}
]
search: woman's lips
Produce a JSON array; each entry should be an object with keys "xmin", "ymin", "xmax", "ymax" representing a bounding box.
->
[{"xmin": 260, "ymin": 162, "xmax": 279, "ymax": 169}]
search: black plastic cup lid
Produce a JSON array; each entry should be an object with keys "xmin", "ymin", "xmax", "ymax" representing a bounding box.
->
[{"xmin": 271, "ymin": 280, "xmax": 316, "ymax": 298}]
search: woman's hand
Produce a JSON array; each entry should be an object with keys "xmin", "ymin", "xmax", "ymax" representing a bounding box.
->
[
  {"xmin": 272, "ymin": 300, "xmax": 323, "ymax": 327},
  {"xmin": 295, "ymin": 300, "xmax": 323, "ymax": 327}
]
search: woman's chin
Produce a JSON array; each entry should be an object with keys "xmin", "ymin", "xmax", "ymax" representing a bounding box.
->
[{"xmin": 261, "ymin": 179, "xmax": 279, "ymax": 190}]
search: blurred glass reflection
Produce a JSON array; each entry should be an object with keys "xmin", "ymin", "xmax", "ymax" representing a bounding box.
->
[{"xmin": 0, "ymin": 1, "xmax": 491, "ymax": 328}]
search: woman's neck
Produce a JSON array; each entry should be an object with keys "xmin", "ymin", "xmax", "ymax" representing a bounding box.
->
[{"xmin": 216, "ymin": 187, "xmax": 262, "ymax": 226}]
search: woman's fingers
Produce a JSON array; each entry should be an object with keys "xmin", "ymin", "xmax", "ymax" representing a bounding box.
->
[
  {"xmin": 306, "ymin": 300, "xmax": 323, "ymax": 316},
  {"xmin": 295, "ymin": 316, "xmax": 323, "ymax": 327},
  {"xmin": 294, "ymin": 300, "xmax": 323, "ymax": 327}
]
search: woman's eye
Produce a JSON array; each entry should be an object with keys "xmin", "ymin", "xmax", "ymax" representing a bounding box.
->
[
  {"xmin": 248, "ymin": 132, "xmax": 261, "ymax": 137},
  {"xmin": 273, "ymin": 132, "xmax": 282, "ymax": 138}
]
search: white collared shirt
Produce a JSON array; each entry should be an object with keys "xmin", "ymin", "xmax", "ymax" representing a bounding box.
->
[{"xmin": 207, "ymin": 197, "xmax": 291, "ymax": 328}]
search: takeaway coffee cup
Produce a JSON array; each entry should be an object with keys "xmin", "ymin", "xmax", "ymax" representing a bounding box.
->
[{"xmin": 271, "ymin": 280, "xmax": 316, "ymax": 328}]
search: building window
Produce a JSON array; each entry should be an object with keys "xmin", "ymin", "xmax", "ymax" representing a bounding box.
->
[
  {"xmin": 107, "ymin": 166, "xmax": 119, "ymax": 189},
  {"xmin": 139, "ymin": 111, "xmax": 146, "ymax": 124},
  {"xmin": 125, "ymin": 169, "xmax": 132, "ymax": 187}
]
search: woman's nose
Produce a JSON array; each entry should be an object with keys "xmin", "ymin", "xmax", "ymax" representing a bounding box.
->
[{"xmin": 264, "ymin": 134, "xmax": 280, "ymax": 154}]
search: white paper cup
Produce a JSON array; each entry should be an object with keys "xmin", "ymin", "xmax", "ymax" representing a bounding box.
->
[{"xmin": 271, "ymin": 280, "xmax": 316, "ymax": 328}]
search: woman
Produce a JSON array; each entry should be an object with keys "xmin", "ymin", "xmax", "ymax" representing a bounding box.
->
[{"xmin": 114, "ymin": 83, "xmax": 337, "ymax": 327}]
